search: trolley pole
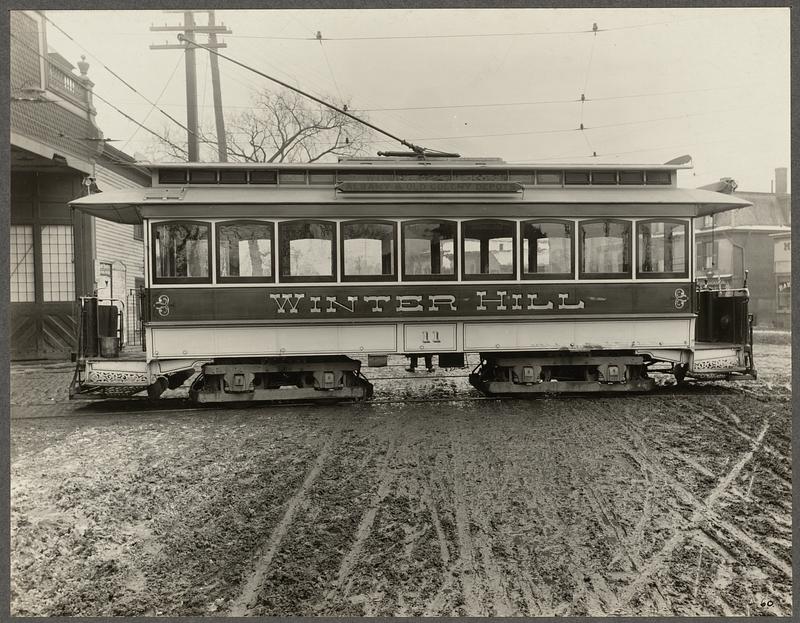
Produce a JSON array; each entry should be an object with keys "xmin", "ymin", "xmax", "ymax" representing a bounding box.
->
[{"xmin": 149, "ymin": 11, "xmax": 230, "ymax": 162}]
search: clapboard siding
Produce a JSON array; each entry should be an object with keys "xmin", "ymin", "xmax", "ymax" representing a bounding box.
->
[
  {"xmin": 94, "ymin": 164, "xmax": 146, "ymax": 344},
  {"xmin": 94, "ymin": 163, "xmax": 145, "ymax": 297}
]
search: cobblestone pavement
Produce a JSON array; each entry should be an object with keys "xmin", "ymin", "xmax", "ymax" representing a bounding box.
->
[{"xmin": 11, "ymin": 366, "xmax": 75, "ymax": 406}]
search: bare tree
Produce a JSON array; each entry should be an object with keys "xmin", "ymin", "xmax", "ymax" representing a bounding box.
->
[{"xmin": 148, "ymin": 89, "xmax": 373, "ymax": 163}]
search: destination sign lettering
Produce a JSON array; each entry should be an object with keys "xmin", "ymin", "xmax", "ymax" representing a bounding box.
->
[{"xmin": 146, "ymin": 283, "xmax": 692, "ymax": 322}]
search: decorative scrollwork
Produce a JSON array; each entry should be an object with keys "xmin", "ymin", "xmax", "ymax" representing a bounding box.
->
[
  {"xmin": 693, "ymin": 357, "xmax": 741, "ymax": 371},
  {"xmin": 154, "ymin": 294, "xmax": 170, "ymax": 317},
  {"xmin": 673, "ymin": 288, "xmax": 689, "ymax": 310},
  {"xmin": 87, "ymin": 370, "xmax": 149, "ymax": 385}
]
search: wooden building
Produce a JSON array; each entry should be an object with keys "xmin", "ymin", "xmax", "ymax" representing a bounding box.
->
[
  {"xmin": 694, "ymin": 168, "xmax": 791, "ymax": 328},
  {"xmin": 10, "ymin": 10, "xmax": 150, "ymax": 360}
]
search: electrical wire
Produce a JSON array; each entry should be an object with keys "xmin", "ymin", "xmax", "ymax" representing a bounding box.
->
[
  {"xmin": 318, "ymin": 37, "xmax": 344, "ymax": 103},
  {"xmin": 42, "ymin": 14, "xmax": 200, "ymax": 145},
  {"xmin": 402, "ymin": 104, "xmax": 757, "ymax": 143},
  {"xmin": 221, "ymin": 18, "xmax": 709, "ymax": 41},
  {"xmin": 178, "ymin": 34, "xmax": 448, "ymax": 155},
  {"xmin": 120, "ymin": 54, "xmax": 183, "ymax": 153},
  {"xmin": 10, "ymin": 32, "xmax": 188, "ymax": 156}
]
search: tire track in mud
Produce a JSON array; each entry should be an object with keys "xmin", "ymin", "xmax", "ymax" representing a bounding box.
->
[
  {"xmin": 614, "ymin": 418, "xmax": 782, "ymax": 611},
  {"xmin": 554, "ymin": 407, "xmax": 651, "ymax": 615},
  {"xmin": 416, "ymin": 417, "xmax": 519, "ymax": 616},
  {"xmin": 606, "ymin": 404, "xmax": 792, "ymax": 582},
  {"xmin": 441, "ymin": 429, "xmax": 485, "ymax": 615},
  {"xmin": 330, "ymin": 436, "xmax": 400, "ymax": 600},
  {"xmin": 226, "ymin": 436, "xmax": 335, "ymax": 616},
  {"xmin": 419, "ymin": 466, "xmax": 456, "ymax": 617},
  {"xmin": 671, "ymin": 396, "xmax": 791, "ymax": 468}
]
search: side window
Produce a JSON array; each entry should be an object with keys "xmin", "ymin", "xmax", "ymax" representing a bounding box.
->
[
  {"xmin": 462, "ymin": 219, "xmax": 515, "ymax": 280},
  {"xmin": 637, "ymin": 220, "xmax": 688, "ymax": 278},
  {"xmin": 217, "ymin": 221, "xmax": 274, "ymax": 282},
  {"xmin": 152, "ymin": 221, "xmax": 210, "ymax": 283},
  {"xmin": 522, "ymin": 220, "xmax": 573, "ymax": 279},
  {"xmin": 579, "ymin": 219, "xmax": 631, "ymax": 278},
  {"xmin": 402, "ymin": 220, "xmax": 457, "ymax": 280},
  {"xmin": 342, "ymin": 220, "xmax": 396, "ymax": 281},
  {"xmin": 279, "ymin": 220, "xmax": 336, "ymax": 282}
]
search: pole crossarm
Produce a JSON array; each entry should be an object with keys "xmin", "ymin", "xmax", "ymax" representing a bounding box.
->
[
  {"xmin": 150, "ymin": 25, "xmax": 232, "ymax": 34},
  {"xmin": 150, "ymin": 43, "xmax": 227, "ymax": 50}
]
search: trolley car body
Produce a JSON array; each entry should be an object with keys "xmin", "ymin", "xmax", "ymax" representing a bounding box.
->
[{"xmin": 69, "ymin": 157, "xmax": 755, "ymax": 401}]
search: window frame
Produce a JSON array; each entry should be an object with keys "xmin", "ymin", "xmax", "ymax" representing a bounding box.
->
[
  {"xmin": 578, "ymin": 218, "xmax": 633, "ymax": 280},
  {"xmin": 461, "ymin": 218, "xmax": 517, "ymax": 281},
  {"xmin": 215, "ymin": 220, "xmax": 276, "ymax": 284},
  {"xmin": 636, "ymin": 218, "xmax": 690, "ymax": 279},
  {"xmin": 278, "ymin": 219, "xmax": 337, "ymax": 283},
  {"xmin": 520, "ymin": 219, "xmax": 575, "ymax": 281},
  {"xmin": 151, "ymin": 220, "xmax": 213, "ymax": 285},
  {"xmin": 340, "ymin": 219, "xmax": 398, "ymax": 282},
  {"xmin": 10, "ymin": 224, "xmax": 36, "ymax": 303},
  {"xmin": 401, "ymin": 218, "xmax": 459, "ymax": 282}
]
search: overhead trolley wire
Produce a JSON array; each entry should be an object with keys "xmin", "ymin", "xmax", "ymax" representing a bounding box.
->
[
  {"xmin": 107, "ymin": 83, "xmax": 755, "ymax": 114},
  {"xmin": 42, "ymin": 14, "xmax": 219, "ymax": 156},
  {"xmin": 10, "ymin": 32, "xmax": 188, "ymax": 157},
  {"xmin": 222, "ymin": 17, "xmax": 711, "ymax": 41},
  {"xmin": 177, "ymin": 33, "xmax": 455, "ymax": 156},
  {"xmin": 120, "ymin": 54, "xmax": 183, "ymax": 153}
]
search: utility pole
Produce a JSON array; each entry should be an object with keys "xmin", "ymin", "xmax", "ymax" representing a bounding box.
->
[
  {"xmin": 207, "ymin": 10, "xmax": 228, "ymax": 162},
  {"xmin": 150, "ymin": 11, "xmax": 230, "ymax": 162}
]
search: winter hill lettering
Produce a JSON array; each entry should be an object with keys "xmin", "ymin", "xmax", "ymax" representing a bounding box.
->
[{"xmin": 267, "ymin": 290, "xmax": 585, "ymax": 315}]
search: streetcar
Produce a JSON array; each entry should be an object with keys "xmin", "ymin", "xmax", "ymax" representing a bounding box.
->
[{"xmin": 68, "ymin": 155, "xmax": 756, "ymax": 402}]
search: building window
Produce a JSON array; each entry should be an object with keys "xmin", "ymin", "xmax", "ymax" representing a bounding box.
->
[
  {"xmin": 402, "ymin": 220, "xmax": 457, "ymax": 280},
  {"xmin": 152, "ymin": 221, "xmax": 210, "ymax": 283},
  {"xmin": 777, "ymin": 281, "xmax": 791, "ymax": 311},
  {"xmin": 41, "ymin": 225, "xmax": 75, "ymax": 301},
  {"xmin": 698, "ymin": 240, "xmax": 717, "ymax": 271},
  {"xmin": 217, "ymin": 221, "xmax": 274, "ymax": 282},
  {"xmin": 10, "ymin": 225, "xmax": 35, "ymax": 302},
  {"xmin": 637, "ymin": 221, "xmax": 688, "ymax": 278},
  {"xmin": 279, "ymin": 220, "xmax": 336, "ymax": 282},
  {"xmin": 341, "ymin": 220, "xmax": 396, "ymax": 281},
  {"xmin": 579, "ymin": 219, "xmax": 631, "ymax": 278},
  {"xmin": 522, "ymin": 220, "xmax": 573, "ymax": 278},
  {"xmin": 462, "ymin": 219, "xmax": 515, "ymax": 280}
]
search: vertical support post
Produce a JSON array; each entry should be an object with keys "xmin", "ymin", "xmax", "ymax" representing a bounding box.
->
[
  {"xmin": 184, "ymin": 11, "xmax": 199, "ymax": 162},
  {"xmin": 208, "ymin": 10, "xmax": 228, "ymax": 162}
]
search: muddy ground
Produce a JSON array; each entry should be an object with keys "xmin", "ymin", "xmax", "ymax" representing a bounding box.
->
[{"xmin": 10, "ymin": 337, "xmax": 792, "ymax": 616}]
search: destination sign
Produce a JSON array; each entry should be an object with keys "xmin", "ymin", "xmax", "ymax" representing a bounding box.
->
[{"xmin": 146, "ymin": 283, "xmax": 693, "ymax": 322}]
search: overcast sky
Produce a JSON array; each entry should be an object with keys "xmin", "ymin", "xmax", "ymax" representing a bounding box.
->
[{"xmin": 40, "ymin": 7, "xmax": 790, "ymax": 192}]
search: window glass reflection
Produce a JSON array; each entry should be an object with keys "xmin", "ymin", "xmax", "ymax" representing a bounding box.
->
[{"xmin": 403, "ymin": 221, "xmax": 456, "ymax": 277}]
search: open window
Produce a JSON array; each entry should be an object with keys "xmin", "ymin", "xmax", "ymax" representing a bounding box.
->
[
  {"xmin": 579, "ymin": 219, "xmax": 631, "ymax": 279},
  {"xmin": 462, "ymin": 219, "xmax": 515, "ymax": 280},
  {"xmin": 637, "ymin": 220, "xmax": 688, "ymax": 278},
  {"xmin": 152, "ymin": 221, "xmax": 211, "ymax": 284},
  {"xmin": 217, "ymin": 221, "xmax": 274, "ymax": 282},
  {"xmin": 341, "ymin": 220, "xmax": 397, "ymax": 281},
  {"xmin": 402, "ymin": 220, "xmax": 457, "ymax": 280},
  {"xmin": 521, "ymin": 220, "xmax": 573, "ymax": 279},
  {"xmin": 279, "ymin": 220, "xmax": 336, "ymax": 282}
]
